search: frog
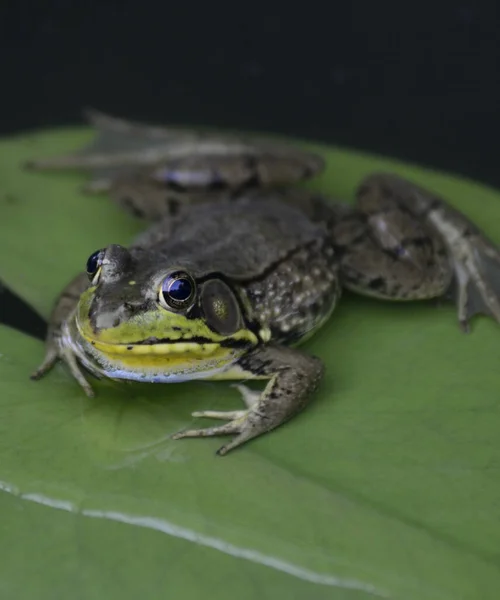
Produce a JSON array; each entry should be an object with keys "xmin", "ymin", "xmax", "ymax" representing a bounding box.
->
[{"xmin": 26, "ymin": 110, "xmax": 500, "ymax": 455}]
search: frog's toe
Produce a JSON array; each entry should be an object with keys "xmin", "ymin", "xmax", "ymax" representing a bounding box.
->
[
  {"xmin": 191, "ymin": 409, "xmax": 247, "ymax": 420},
  {"xmin": 172, "ymin": 420, "xmax": 241, "ymax": 441},
  {"xmin": 172, "ymin": 407, "xmax": 266, "ymax": 455},
  {"xmin": 30, "ymin": 346, "xmax": 59, "ymax": 380},
  {"xmin": 450, "ymin": 236, "xmax": 500, "ymax": 331}
]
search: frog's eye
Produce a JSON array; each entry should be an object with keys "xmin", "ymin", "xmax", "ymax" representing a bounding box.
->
[
  {"xmin": 86, "ymin": 249, "xmax": 105, "ymax": 284},
  {"xmin": 159, "ymin": 272, "xmax": 196, "ymax": 310}
]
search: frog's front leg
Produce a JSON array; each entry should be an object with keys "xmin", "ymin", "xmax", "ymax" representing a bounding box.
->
[
  {"xmin": 172, "ymin": 345, "xmax": 324, "ymax": 455},
  {"xmin": 30, "ymin": 272, "xmax": 95, "ymax": 396}
]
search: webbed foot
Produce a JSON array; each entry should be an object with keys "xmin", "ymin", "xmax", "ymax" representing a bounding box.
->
[
  {"xmin": 172, "ymin": 384, "xmax": 262, "ymax": 455},
  {"xmin": 30, "ymin": 272, "xmax": 95, "ymax": 397},
  {"xmin": 31, "ymin": 338, "xmax": 95, "ymax": 398},
  {"xmin": 171, "ymin": 347, "xmax": 324, "ymax": 455},
  {"xmin": 428, "ymin": 209, "xmax": 500, "ymax": 331}
]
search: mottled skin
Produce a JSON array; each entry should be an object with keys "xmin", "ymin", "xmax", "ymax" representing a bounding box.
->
[{"xmin": 28, "ymin": 112, "xmax": 500, "ymax": 454}]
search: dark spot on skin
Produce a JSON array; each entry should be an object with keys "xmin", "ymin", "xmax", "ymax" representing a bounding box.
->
[
  {"xmin": 393, "ymin": 246, "xmax": 407, "ymax": 258},
  {"xmin": 219, "ymin": 338, "xmax": 253, "ymax": 349},
  {"xmin": 240, "ymin": 173, "xmax": 260, "ymax": 190},
  {"xmin": 135, "ymin": 335, "xmax": 216, "ymax": 346},
  {"xmin": 165, "ymin": 179, "xmax": 187, "ymax": 193},
  {"xmin": 349, "ymin": 233, "xmax": 370, "ymax": 247},
  {"xmin": 425, "ymin": 199, "xmax": 442, "ymax": 214},
  {"xmin": 332, "ymin": 244, "xmax": 348, "ymax": 258},
  {"xmin": 368, "ymin": 277, "xmax": 386, "ymax": 290},
  {"xmin": 245, "ymin": 155, "xmax": 258, "ymax": 171},
  {"xmin": 302, "ymin": 162, "xmax": 320, "ymax": 179},
  {"xmin": 380, "ymin": 246, "xmax": 407, "ymax": 262},
  {"xmin": 123, "ymin": 301, "xmax": 149, "ymax": 315},
  {"xmin": 233, "ymin": 155, "xmax": 260, "ymax": 190},
  {"xmin": 409, "ymin": 236, "xmax": 430, "ymax": 249},
  {"xmin": 208, "ymin": 170, "xmax": 229, "ymax": 191},
  {"xmin": 167, "ymin": 198, "xmax": 180, "ymax": 216},
  {"xmin": 390, "ymin": 202, "xmax": 417, "ymax": 219},
  {"xmin": 381, "ymin": 184, "xmax": 396, "ymax": 200}
]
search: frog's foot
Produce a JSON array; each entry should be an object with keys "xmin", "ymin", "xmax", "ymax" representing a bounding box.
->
[
  {"xmin": 30, "ymin": 344, "xmax": 59, "ymax": 381},
  {"xmin": 423, "ymin": 204, "xmax": 500, "ymax": 332},
  {"xmin": 172, "ymin": 384, "xmax": 262, "ymax": 455},
  {"xmin": 447, "ymin": 235, "xmax": 500, "ymax": 333},
  {"xmin": 172, "ymin": 346, "xmax": 324, "ymax": 455},
  {"xmin": 31, "ymin": 341, "xmax": 95, "ymax": 398},
  {"xmin": 172, "ymin": 410, "xmax": 257, "ymax": 456}
]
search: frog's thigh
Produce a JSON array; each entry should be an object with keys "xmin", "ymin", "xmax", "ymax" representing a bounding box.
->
[
  {"xmin": 354, "ymin": 173, "xmax": 500, "ymax": 327},
  {"xmin": 172, "ymin": 345, "xmax": 324, "ymax": 455},
  {"xmin": 336, "ymin": 211, "xmax": 452, "ymax": 301}
]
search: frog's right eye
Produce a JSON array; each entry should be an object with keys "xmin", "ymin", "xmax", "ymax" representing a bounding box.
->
[{"xmin": 86, "ymin": 249, "xmax": 105, "ymax": 284}]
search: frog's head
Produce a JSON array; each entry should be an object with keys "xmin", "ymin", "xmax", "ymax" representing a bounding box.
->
[{"xmin": 75, "ymin": 244, "xmax": 260, "ymax": 381}]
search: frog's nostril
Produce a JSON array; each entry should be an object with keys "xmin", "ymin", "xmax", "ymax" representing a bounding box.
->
[{"xmin": 123, "ymin": 301, "xmax": 147, "ymax": 314}]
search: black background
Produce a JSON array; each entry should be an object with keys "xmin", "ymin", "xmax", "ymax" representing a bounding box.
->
[{"xmin": 1, "ymin": 0, "xmax": 499, "ymax": 338}]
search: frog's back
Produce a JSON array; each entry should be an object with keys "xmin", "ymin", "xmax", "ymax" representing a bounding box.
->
[{"xmin": 133, "ymin": 196, "xmax": 329, "ymax": 280}]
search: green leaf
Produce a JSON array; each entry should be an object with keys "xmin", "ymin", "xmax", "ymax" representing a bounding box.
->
[{"xmin": 1, "ymin": 126, "xmax": 499, "ymax": 600}]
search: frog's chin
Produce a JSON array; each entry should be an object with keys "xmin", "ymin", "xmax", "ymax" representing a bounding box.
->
[
  {"xmin": 82, "ymin": 360, "xmax": 235, "ymax": 384},
  {"xmin": 62, "ymin": 318, "xmax": 244, "ymax": 383}
]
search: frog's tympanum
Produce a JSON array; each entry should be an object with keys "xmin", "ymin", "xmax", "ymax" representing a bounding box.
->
[{"xmin": 27, "ymin": 111, "xmax": 500, "ymax": 455}]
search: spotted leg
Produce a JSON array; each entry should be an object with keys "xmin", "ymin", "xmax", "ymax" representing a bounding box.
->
[
  {"xmin": 333, "ymin": 172, "xmax": 500, "ymax": 332},
  {"xmin": 172, "ymin": 345, "xmax": 324, "ymax": 455}
]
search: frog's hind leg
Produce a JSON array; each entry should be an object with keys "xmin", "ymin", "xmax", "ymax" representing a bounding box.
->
[
  {"xmin": 332, "ymin": 189, "xmax": 453, "ymax": 304},
  {"xmin": 24, "ymin": 111, "xmax": 324, "ymax": 200},
  {"xmin": 353, "ymin": 173, "xmax": 500, "ymax": 331},
  {"xmin": 427, "ymin": 204, "xmax": 500, "ymax": 331}
]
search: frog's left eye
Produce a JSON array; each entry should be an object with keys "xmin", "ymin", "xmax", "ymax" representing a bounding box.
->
[
  {"xmin": 159, "ymin": 272, "xmax": 196, "ymax": 310},
  {"xmin": 86, "ymin": 249, "xmax": 105, "ymax": 284}
]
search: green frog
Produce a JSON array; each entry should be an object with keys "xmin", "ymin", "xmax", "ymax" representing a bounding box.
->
[{"xmin": 27, "ymin": 111, "xmax": 500, "ymax": 455}]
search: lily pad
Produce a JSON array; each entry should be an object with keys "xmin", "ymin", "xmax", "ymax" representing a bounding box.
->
[{"xmin": 0, "ymin": 126, "xmax": 499, "ymax": 599}]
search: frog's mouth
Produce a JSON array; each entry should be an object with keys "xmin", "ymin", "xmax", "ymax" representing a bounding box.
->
[
  {"xmin": 74, "ymin": 307, "xmax": 255, "ymax": 380},
  {"xmin": 89, "ymin": 339, "xmax": 243, "ymax": 380}
]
